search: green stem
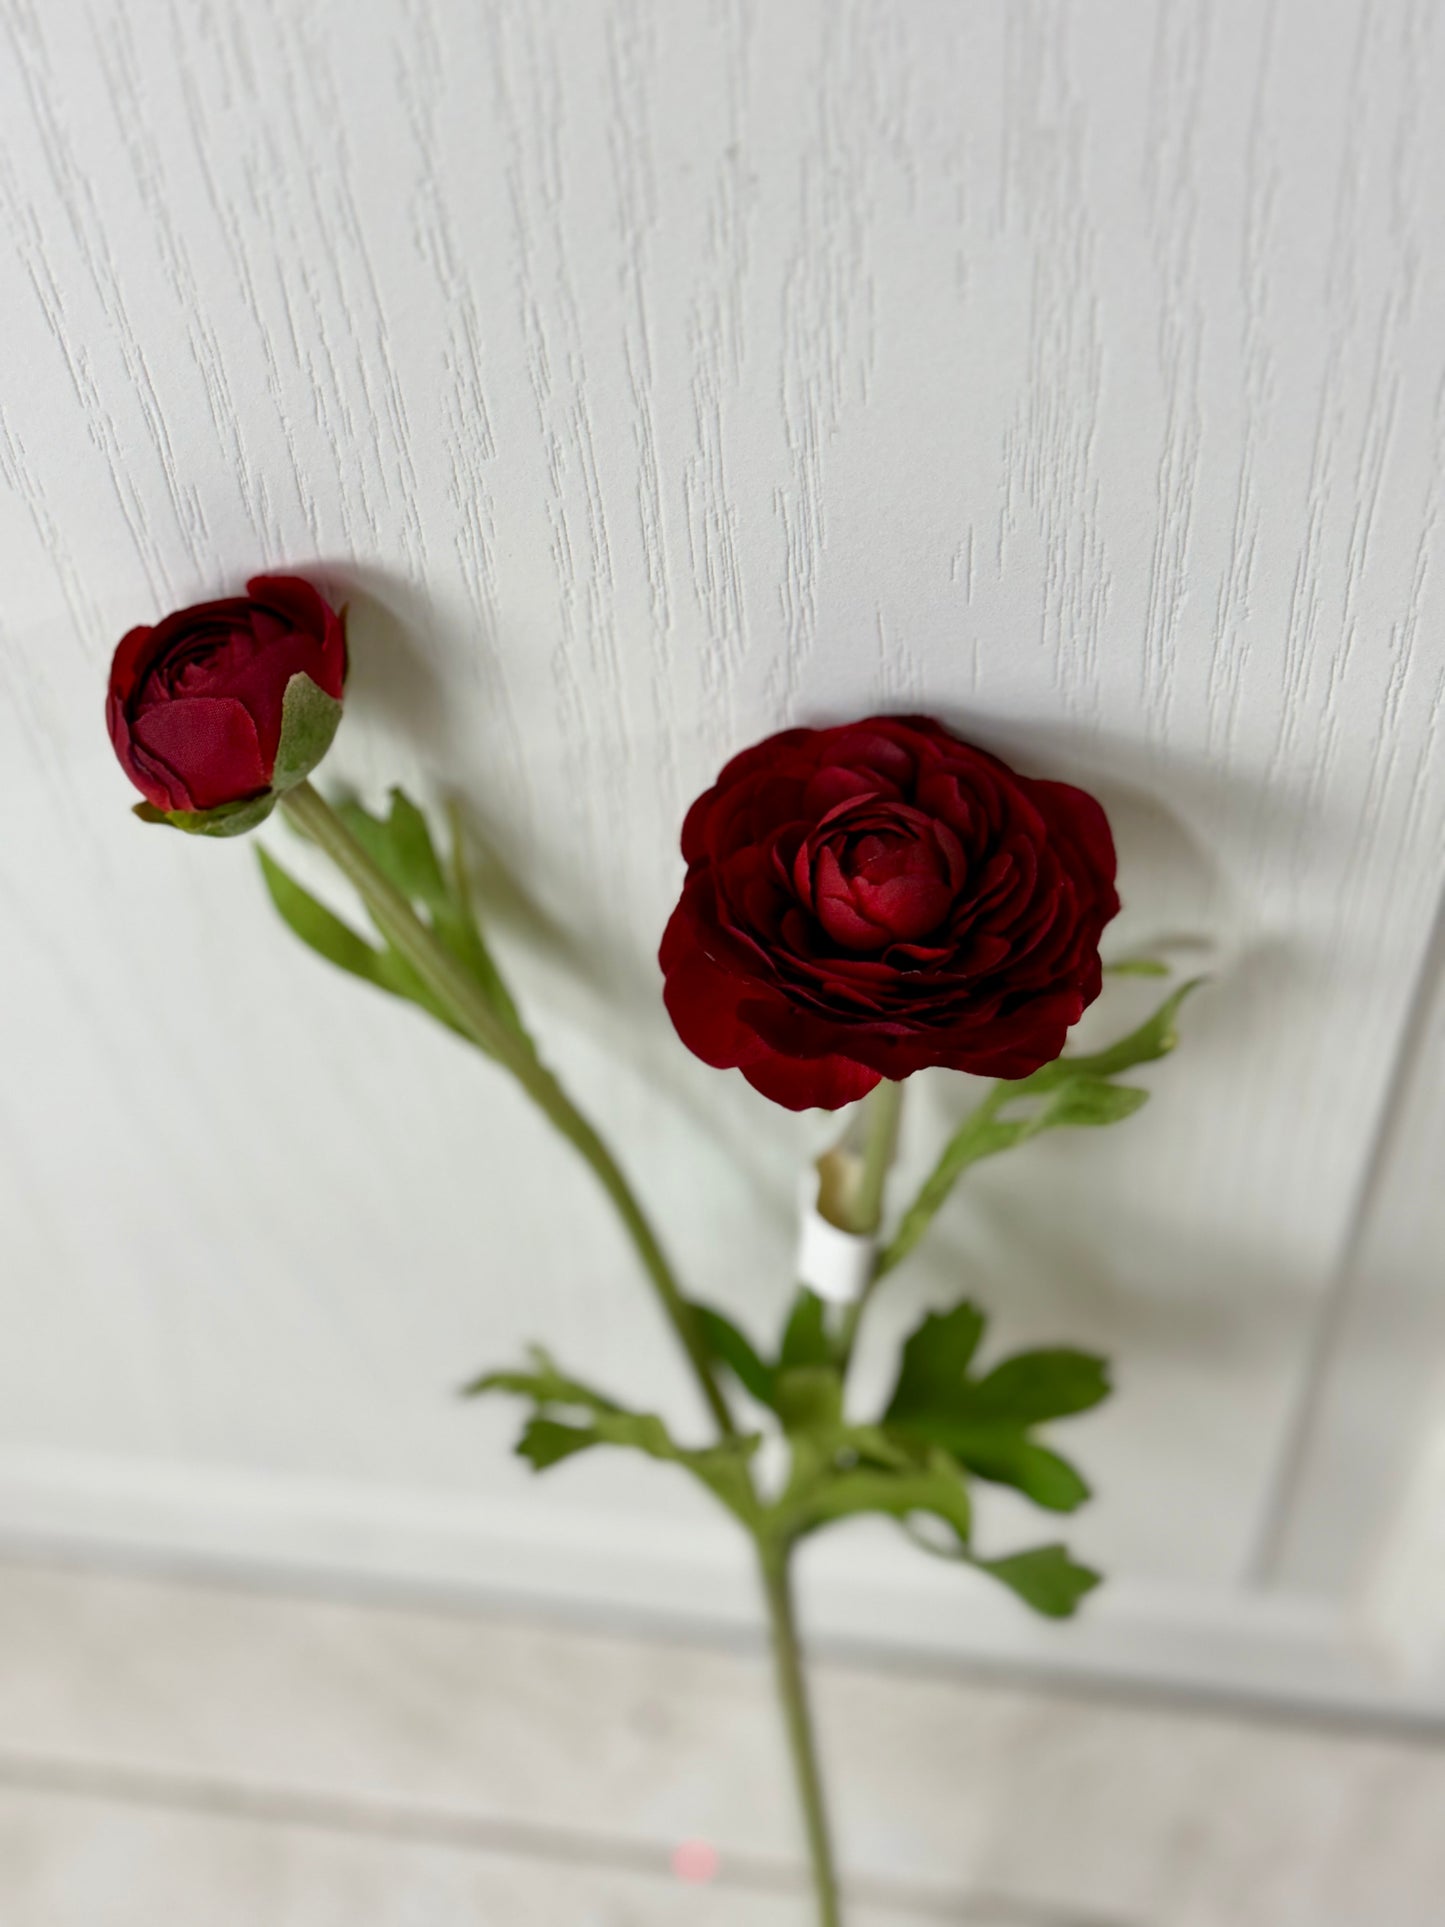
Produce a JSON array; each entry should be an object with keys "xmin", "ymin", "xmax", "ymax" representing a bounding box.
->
[
  {"xmin": 758, "ymin": 1538, "xmax": 843, "ymax": 1927},
  {"xmin": 282, "ymin": 781, "xmax": 735, "ymax": 1439},
  {"xmin": 850, "ymin": 1079, "xmax": 903, "ymax": 1236},
  {"xmin": 834, "ymin": 1080, "xmax": 906, "ymax": 1366},
  {"xmin": 286, "ymin": 783, "xmax": 841, "ymax": 1918}
]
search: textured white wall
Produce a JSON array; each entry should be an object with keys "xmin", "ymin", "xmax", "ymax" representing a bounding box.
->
[{"xmin": 2, "ymin": 0, "xmax": 1444, "ymax": 1692}]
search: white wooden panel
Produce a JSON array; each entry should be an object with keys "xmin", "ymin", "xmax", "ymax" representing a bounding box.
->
[
  {"xmin": 5, "ymin": 1562, "xmax": 1445, "ymax": 1927},
  {"xmin": 1, "ymin": 0, "xmax": 1444, "ymax": 1660},
  {"xmin": 0, "ymin": 1791, "xmax": 951, "ymax": 1927},
  {"xmin": 1263, "ymin": 896, "xmax": 1445, "ymax": 1600}
]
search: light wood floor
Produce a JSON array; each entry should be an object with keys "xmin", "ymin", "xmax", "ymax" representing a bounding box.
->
[{"xmin": 0, "ymin": 1558, "xmax": 1439, "ymax": 1925}]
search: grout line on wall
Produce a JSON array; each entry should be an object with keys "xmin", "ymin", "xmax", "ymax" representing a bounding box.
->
[
  {"xmin": 0, "ymin": 1747, "xmax": 1132, "ymax": 1927},
  {"xmin": 4, "ymin": 1537, "xmax": 1445, "ymax": 1748},
  {"xmin": 1246, "ymin": 872, "xmax": 1445, "ymax": 1584}
]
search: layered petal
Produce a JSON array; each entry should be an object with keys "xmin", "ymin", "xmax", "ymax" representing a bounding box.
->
[
  {"xmin": 106, "ymin": 577, "xmax": 346, "ymax": 820},
  {"xmin": 660, "ymin": 715, "xmax": 1119, "ymax": 1109}
]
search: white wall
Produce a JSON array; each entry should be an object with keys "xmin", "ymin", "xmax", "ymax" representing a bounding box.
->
[{"xmin": 2, "ymin": 0, "xmax": 1444, "ymax": 1707}]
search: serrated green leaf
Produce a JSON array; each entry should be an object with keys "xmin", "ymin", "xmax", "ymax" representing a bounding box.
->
[
  {"xmin": 961, "ymin": 1348, "xmax": 1111, "ymax": 1425},
  {"xmin": 975, "ymin": 1544, "xmax": 1101, "ymax": 1617},
  {"xmin": 774, "ymin": 1366, "xmax": 843, "ymax": 1434},
  {"xmin": 694, "ymin": 1304, "xmax": 776, "ymax": 1408},
  {"xmin": 463, "ymin": 1347, "xmax": 620, "ymax": 1413},
  {"xmin": 271, "ymin": 672, "xmax": 343, "ymax": 791},
  {"xmin": 778, "ymin": 1289, "xmax": 831, "ymax": 1370},
  {"xmin": 882, "ymin": 1306, "xmax": 1105, "ymax": 1515},
  {"xmin": 926, "ymin": 1427, "xmax": 1091, "ymax": 1512},
  {"xmin": 885, "ymin": 1303, "xmax": 987, "ymax": 1423},
  {"xmin": 468, "ymin": 1347, "xmax": 759, "ymax": 1523}
]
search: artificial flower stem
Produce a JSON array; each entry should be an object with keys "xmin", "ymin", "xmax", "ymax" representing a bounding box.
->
[
  {"xmin": 833, "ymin": 1080, "xmax": 905, "ymax": 1366},
  {"xmin": 758, "ymin": 1538, "xmax": 843, "ymax": 1927},
  {"xmin": 851, "ymin": 1078, "xmax": 904, "ymax": 1236},
  {"xmin": 281, "ymin": 781, "xmax": 736, "ymax": 1439}
]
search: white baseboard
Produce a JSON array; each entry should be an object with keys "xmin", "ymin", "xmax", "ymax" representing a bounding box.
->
[{"xmin": 0, "ymin": 1447, "xmax": 1440, "ymax": 1727}]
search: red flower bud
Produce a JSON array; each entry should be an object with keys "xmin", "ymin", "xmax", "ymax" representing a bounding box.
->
[
  {"xmin": 107, "ymin": 575, "xmax": 346, "ymax": 835},
  {"xmin": 660, "ymin": 716, "xmax": 1120, "ymax": 1109}
]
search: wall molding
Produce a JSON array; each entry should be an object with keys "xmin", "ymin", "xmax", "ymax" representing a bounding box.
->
[{"xmin": 1, "ymin": 1447, "xmax": 1441, "ymax": 1729}]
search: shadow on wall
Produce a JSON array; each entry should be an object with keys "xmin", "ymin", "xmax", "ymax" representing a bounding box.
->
[{"xmin": 302, "ymin": 572, "xmax": 1329, "ymax": 1282}]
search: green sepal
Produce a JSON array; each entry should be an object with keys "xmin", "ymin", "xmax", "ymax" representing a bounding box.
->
[
  {"xmin": 135, "ymin": 792, "xmax": 279, "ymax": 838},
  {"xmin": 1102, "ymin": 956, "xmax": 1171, "ymax": 977},
  {"xmin": 270, "ymin": 672, "xmax": 343, "ymax": 792}
]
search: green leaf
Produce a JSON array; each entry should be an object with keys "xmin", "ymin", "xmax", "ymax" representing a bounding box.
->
[
  {"xmin": 258, "ymin": 848, "xmax": 468, "ymax": 1037},
  {"xmin": 463, "ymin": 1347, "xmax": 621, "ymax": 1413},
  {"xmin": 468, "ymin": 1346, "xmax": 760, "ymax": 1523},
  {"xmin": 335, "ymin": 789, "xmax": 531, "ymax": 1047},
  {"xmin": 786, "ymin": 1449, "xmax": 972, "ymax": 1543},
  {"xmin": 885, "ymin": 1303, "xmax": 986, "ymax": 1423},
  {"xmin": 974, "ymin": 1544, "xmax": 1101, "ymax": 1617},
  {"xmin": 1020, "ymin": 978, "xmax": 1205, "ymax": 1091},
  {"xmin": 883, "ymin": 1305, "xmax": 1104, "ymax": 1514},
  {"xmin": 773, "ymin": 1366, "xmax": 843, "ymax": 1434},
  {"xmin": 694, "ymin": 1304, "xmax": 776, "ymax": 1408},
  {"xmin": 337, "ymin": 789, "xmax": 447, "ymax": 907},
  {"xmin": 271, "ymin": 672, "xmax": 343, "ymax": 791},
  {"xmin": 926, "ymin": 1428, "xmax": 1091, "ymax": 1512},
  {"xmin": 1103, "ymin": 956, "xmax": 1170, "ymax": 977},
  {"xmin": 258, "ymin": 848, "xmax": 386, "ymax": 982},
  {"xmin": 1036, "ymin": 1078, "xmax": 1148, "ymax": 1128},
  {"xmin": 878, "ymin": 980, "xmax": 1202, "ymax": 1278},
  {"xmin": 778, "ymin": 1289, "xmax": 831, "ymax": 1370},
  {"xmin": 835, "ymin": 1424, "xmax": 917, "ymax": 1471},
  {"xmin": 517, "ymin": 1418, "xmax": 600, "ymax": 1469},
  {"xmin": 961, "ymin": 1348, "xmax": 1111, "ymax": 1425}
]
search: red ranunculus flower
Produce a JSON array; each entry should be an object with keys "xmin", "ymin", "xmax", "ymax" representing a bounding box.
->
[
  {"xmin": 660, "ymin": 716, "xmax": 1120, "ymax": 1110},
  {"xmin": 107, "ymin": 575, "xmax": 346, "ymax": 830}
]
